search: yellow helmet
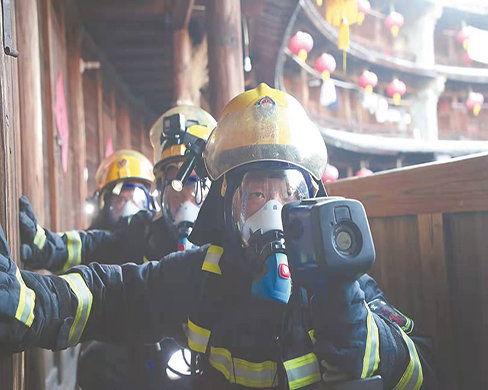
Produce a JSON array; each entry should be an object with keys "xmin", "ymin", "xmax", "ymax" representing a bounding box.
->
[
  {"xmin": 149, "ymin": 105, "xmax": 216, "ymax": 178},
  {"xmin": 203, "ymin": 83, "xmax": 328, "ymax": 182},
  {"xmin": 95, "ymin": 149, "xmax": 154, "ymax": 191}
]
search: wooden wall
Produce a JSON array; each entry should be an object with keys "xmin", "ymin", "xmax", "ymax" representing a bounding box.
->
[
  {"xmin": 0, "ymin": 0, "xmax": 156, "ymax": 388},
  {"xmin": 327, "ymin": 152, "xmax": 488, "ymax": 389}
]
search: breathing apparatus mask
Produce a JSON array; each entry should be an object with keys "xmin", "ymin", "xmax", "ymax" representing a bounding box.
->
[
  {"xmin": 224, "ymin": 165, "xmax": 314, "ymax": 304},
  {"xmin": 100, "ymin": 180, "xmax": 152, "ymax": 227},
  {"xmin": 156, "ymin": 162, "xmax": 209, "ymax": 251},
  {"xmin": 154, "ymin": 112, "xmax": 212, "ymax": 251}
]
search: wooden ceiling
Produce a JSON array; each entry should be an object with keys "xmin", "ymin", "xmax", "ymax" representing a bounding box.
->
[{"xmin": 80, "ymin": 0, "xmax": 298, "ymax": 115}]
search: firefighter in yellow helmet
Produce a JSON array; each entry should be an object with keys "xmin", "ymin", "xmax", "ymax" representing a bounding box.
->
[
  {"xmin": 149, "ymin": 105, "xmax": 216, "ymax": 251},
  {"xmin": 0, "ymin": 84, "xmax": 437, "ymax": 389},
  {"xmin": 91, "ymin": 149, "xmax": 155, "ymax": 229}
]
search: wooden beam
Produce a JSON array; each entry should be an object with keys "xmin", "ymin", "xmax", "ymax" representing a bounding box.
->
[
  {"xmin": 41, "ymin": 0, "xmax": 60, "ymax": 230},
  {"xmin": 172, "ymin": 0, "xmax": 194, "ymax": 30},
  {"xmin": 16, "ymin": 0, "xmax": 45, "ymax": 221},
  {"xmin": 67, "ymin": 26, "xmax": 87, "ymax": 228},
  {"xmin": 96, "ymin": 70, "xmax": 105, "ymax": 162},
  {"xmin": 0, "ymin": 0, "xmax": 24, "ymax": 386},
  {"xmin": 327, "ymin": 153, "xmax": 488, "ymax": 217},
  {"xmin": 206, "ymin": 0, "xmax": 244, "ymax": 117},
  {"xmin": 116, "ymin": 99, "xmax": 131, "ymax": 149},
  {"xmin": 173, "ymin": 28, "xmax": 193, "ymax": 105}
]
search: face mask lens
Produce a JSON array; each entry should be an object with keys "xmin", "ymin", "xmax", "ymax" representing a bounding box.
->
[
  {"xmin": 161, "ymin": 175, "xmax": 209, "ymax": 227},
  {"xmin": 107, "ymin": 183, "xmax": 149, "ymax": 222},
  {"xmin": 232, "ymin": 169, "xmax": 310, "ymax": 242}
]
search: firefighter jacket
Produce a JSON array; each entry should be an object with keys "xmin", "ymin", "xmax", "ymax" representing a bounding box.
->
[
  {"xmin": 1, "ymin": 242, "xmax": 437, "ymax": 389},
  {"xmin": 19, "ymin": 195, "xmax": 175, "ymax": 272}
]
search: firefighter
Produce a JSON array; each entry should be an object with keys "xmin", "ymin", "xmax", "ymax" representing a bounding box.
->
[
  {"xmin": 19, "ymin": 149, "xmax": 156, "ymax": 271},
  {"xmin": 18, "ymin": 106, "xmax": 216, "ymax": 389},
  {"xmin": 0, "ymin": 84, "xmax": 436, "ymax": 389}
]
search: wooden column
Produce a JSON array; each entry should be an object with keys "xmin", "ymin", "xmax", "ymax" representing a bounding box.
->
[
  {"xmin": 16, "ymin": 0, "xmax": 45, "ymax": 221},
  {"xmin": 40, "ymin": 0, "xmax": 60, "ymax": 230},
  {"xmin": 67, "ymin": 27, "xmax": 87, "ymax": 228},
  {"xmin": 206, "ymin": 0, "xmax": 244, "ymax": 118},
  {"xmin": 96, "ymin": 70, "xmax": 105, "ymax": 161},
  {"xmin": 116, "ymin": 99, "xmax": 131, "ymax": 149},
  {"xmin": 173, "ymin": 28, "xmax": 193, "ymax": 105},
  {"xmin": 0, "ymin": 0, "xmax": 23, "ymax": 388}
]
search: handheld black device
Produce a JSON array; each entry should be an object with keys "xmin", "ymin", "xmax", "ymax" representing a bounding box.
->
[{"xmin": 282, "ymin": 197, "xmax": 375, "ymax": 284}]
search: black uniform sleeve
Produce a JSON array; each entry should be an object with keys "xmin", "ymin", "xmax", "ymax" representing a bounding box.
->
[
  {"xmin": 10, "ymin": 246, "xmax": 207, "ymax": 352},
  {"xmin": 359, "ymin": 274, "xmax": 440, "ymax": 389}
]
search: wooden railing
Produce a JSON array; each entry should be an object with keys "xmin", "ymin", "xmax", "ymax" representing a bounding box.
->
[{"xmin": 327, "ymin": 152, "xmax": 488, "ymax": 389}]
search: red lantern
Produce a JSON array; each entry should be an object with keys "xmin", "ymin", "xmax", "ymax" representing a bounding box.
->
[
  {"xmin": 466, "ymin": 92, "xmax": 484, "ymax": 116},
  {"xmin": 314, "ymin": 53, "xmax": 336, "ymax": 82},
  {"xmin": 322, "ymin": 164, "xmax": 339, "ymax": 183},
  {"xmin": 463, "ymin": 52, "xmax": 472, "ymax": 66},
  {"xmin": 357, "ymin": 0, "xmax": 371, "ymax": 26},
  {"xmin": 355, "ymin": 168, "xmax": 373, "ymax": 177},
  {"xmin": 384, "ymin": 11, "xmax": 404, "ymax": 38},
  {"xmin": 358, "ymin": 70, "xmax": 378, "ymax": 93},
  {"xmin": 289, "ymin": 31, "xmax": 314, "ymax": 64},
  {"xmin": 387, "ymin": 79, "xmax": 406, "ymax": 105},
  {"xmin": 457, "ymin": 27, "xmax": 470, "ymax": 51}
]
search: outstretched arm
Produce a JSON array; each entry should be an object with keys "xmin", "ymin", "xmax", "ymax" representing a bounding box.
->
[{"xmin": 1, "ymin": 221, "xmax": 206, "ymax": 352}]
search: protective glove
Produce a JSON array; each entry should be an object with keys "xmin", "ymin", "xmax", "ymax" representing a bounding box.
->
[
  {"xmin": 83, "ymin": 210, "xmax": 154, "ymax": 264},
  {"xmin": 19, "ymin": 196, "xmax": 68, "ymax": 271},
  {"xmin": 310, "ymin": 278, "xmax": 374, "ymax": 380},
  {"xmin": 0, "ymin": 223, "xmax": 35, "ymax": 346}
]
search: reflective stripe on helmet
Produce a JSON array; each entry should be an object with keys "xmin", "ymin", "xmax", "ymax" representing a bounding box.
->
[
  {"xmin": 201, "ymin": 245, "xmax": 223, "ymax": 275},
  {"xmin": 187, "ymin": 318, "xmax": 211, "ymax": 353},
  {"xmin": 61, "ymin": 231, "xmax": 82, "ymax": 272},
  {"xmin": 209, "ymin": 346, "xmax": 278, "ymax": 388},
  {"xmin": 361, "ymin": 302, "xmax": 380, "ymax": 378},
  {"xmin": 392, "ymin": 328, "xmax": 423, "ymax": 390},
  {"xmin": 14, "ymin": 268, "xmax": 36, "ymax": 327},
  {"xmin": 284, "ymin": 352, "xmax": 321, "ymax": 390},
  {"xmin": 33, "ymin": 224, "xmax": 47, "ymax": 250},
  {"xmin": 59, "ymin": 273, "xmax": 93, "ymax": 347}
]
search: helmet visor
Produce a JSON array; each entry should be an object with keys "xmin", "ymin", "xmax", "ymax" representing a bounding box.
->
[
  {"xmin": 232, "ymin": 169, "xmax": 310, "ymax": 243},
  {"xmin": 105, "ymin": 182, "xmax": 150, "ymax": 222}
]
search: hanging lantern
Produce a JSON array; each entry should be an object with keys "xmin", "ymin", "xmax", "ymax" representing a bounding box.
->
[
  {"xmin": 456, "ymin": 27, "xmax": 470, "ymax": 51},
  {"xmin": 322, "ymin": 164, "xmax": 339, "ymax": 183},
  {"xmin": 314, "ymin": 53, "xmax": 337, "ymax": 82},
  {"xmin": 358, "ymin": 70, "xmax": 378, "ymax": 93},
  {"xmin": 463, "ymin": 52, "xmax": 472, "ymax": 66},
  {"xmin": 387, "ymin": 79, "xmax": 406, "ymax": 105},
  {"xmin": 384, "ymin": 11, "xmax": 404, "ymax": 38},
  {"xmin": 289, "ymin": 31, "xmax": 314, "ymax": 65},
  {"xmin": 357, "ymin": 0, "xmax": 371, "ymax": 26},
  {"xmin": 355, "ymin": 168, "xmax": 373, "ymax": 177},
  {"xmin": 466, "ymin": 92, "xmax": 484, "ymax": 116}
]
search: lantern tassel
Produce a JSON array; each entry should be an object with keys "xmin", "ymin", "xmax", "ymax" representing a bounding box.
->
[{"xmin": 474, "ymin": 104, "xmax": 481, "ymax": 116}]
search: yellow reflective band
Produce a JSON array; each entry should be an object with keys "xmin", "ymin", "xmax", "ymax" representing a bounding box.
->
[
  {"xmin": 60, "ymin": 273, "xmax": 93, "ymax": 347},
  {"xmin": 209, "ymin": 346, "xmax": 278, "ymax": 388},
  {"xmin": 393, "ymin": 328, "xmax": 423, "ymax": 390},
  {"xmin": 187, "ymin": 318, "xmax": 211, "ymax": 353},
  {"xmin": 14, "ymin": 268, "xmax": 36, "ymax": 327},
  {"xmin": 62, "ymin": 231, "xmax": 82, "ymax": 272},
  {"xmin": 33, "ymin": 224, "xmax": 47, "ymax": 250},
  {"xmin": 202, "ymin": 245, "xmax": 223, "ymax": 275},
  {"xmin": 308, "ymin": 329, "xmax": 316, "ymax": 344},
  {"xmin": 361, "ymin": 302, "xmax": 380, "ymax": 378},
  {"xmin": 284, "ymin": 352, "xmax": 321, "ymax": 390}
]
